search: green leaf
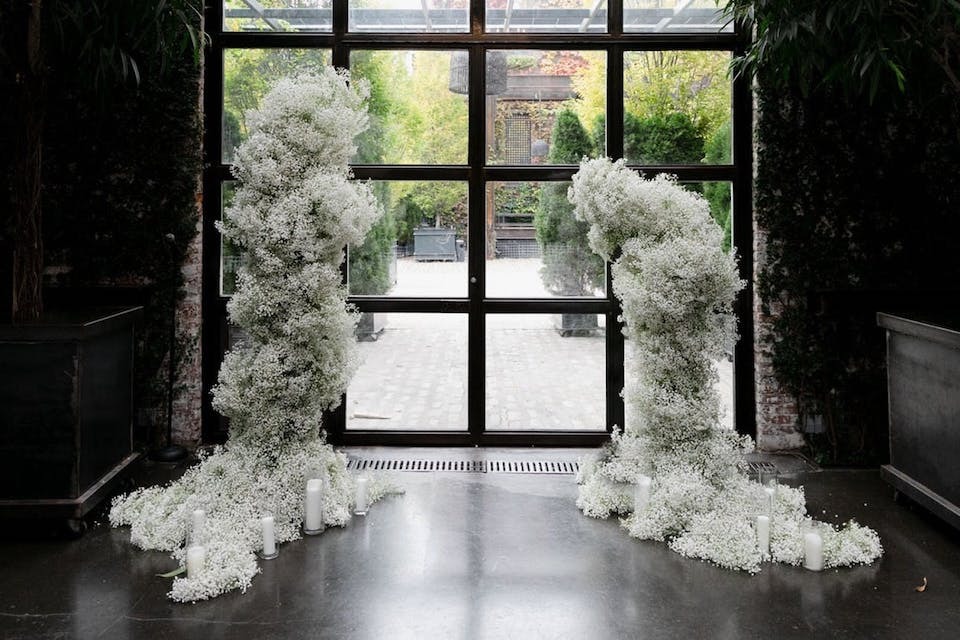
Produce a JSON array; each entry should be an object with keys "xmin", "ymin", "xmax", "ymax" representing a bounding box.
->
[{"xmin": 156, "ymin": 566, "xmax": 187, "ymax": 578}]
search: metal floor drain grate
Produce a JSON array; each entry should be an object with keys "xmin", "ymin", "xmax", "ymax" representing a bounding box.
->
[
  {"xmin": 488, "ymin": 460, "xmax": 580, "ymax": 474},
  {"xmin": 345, "ymin": 458, "xmax": 580, "ymax": 475}
]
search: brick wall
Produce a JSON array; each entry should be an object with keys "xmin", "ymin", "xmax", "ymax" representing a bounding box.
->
[
  {"xmin": 172, "ymin": 37, "xmax": 204, "ymax": 448},
  {"xmin": 172, "ymin": 203, "xmax": 203, "ymax": 446},
  {"xmin": 752, "ymin": 176, "xmax": 805, "ymax": 451}
]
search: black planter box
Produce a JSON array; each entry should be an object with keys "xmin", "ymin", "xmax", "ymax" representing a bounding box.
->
[
  {"xmin": 0, "ymin": 307, "xmax": 141, "ymax": 519},
  {"xmin": 414, "ymin": 228, "xmax": 459, "ymax": 261},
  {"xmin": 554, "ymin": 313, "xmax": 600, "ymax": 337},
  {"xmin": 878, "ymin": 312, "xmax": 960, "ymax": 531}
]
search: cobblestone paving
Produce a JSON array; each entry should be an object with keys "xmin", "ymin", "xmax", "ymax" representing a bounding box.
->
[{"xmin": 347, "ymin": 258, "xmax": 733, "ymax": 431}]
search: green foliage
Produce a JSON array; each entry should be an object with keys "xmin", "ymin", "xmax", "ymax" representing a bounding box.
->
[
  {"xmin": 0, "ymin": 1, "xmax": 204, "ymax": 94},
  {"xmin": 589, "ymin": 111, "xmax": 707, "ymax": 166},
  {"xmin": 344, "ymin": 50, "xmax": 394, "ymax": 295},
  {"xmin": 548, "ymin": 108, "xmax": 593, "ymax": 165},
  {"xmin": 348, "ymin": 208, "xmax": 395, "ymax": 296},
  {"xmin": 395, "ymin": 182, "xmax": 468, "ymax": 237},
  {"xmin": 625, "ymin": 111, "xmax": 705, "ymax": 165},
  {"xmin": 754, "ymin": 73, "xmax": 960, "ymax": 464},
  {"xmin": 40, "ymin": 32, "xmax": 202, "ymax": 445},
  {"xmin": 703, "ymin": 120, "xmax": 732, "ymax": 252},
  {"xmin": 536, "ymin": 109, "xmax": 604, "ymax": 296},
  {"xmin": 724, "ymin": 0, "xmax": 960, "ymax": 101}
]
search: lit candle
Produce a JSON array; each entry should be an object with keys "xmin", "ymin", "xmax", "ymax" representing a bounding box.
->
[
  {"xmin": 261, "ymin": 516, "xmax": 276, "ymax": 557},
  {"xmin": 304, "ymin": 478, "xmax": 324, "ymax": 533},
  {"xmin": 764, "ymin": 486, "xmax": 776, "ymax": 516},
  {"xmin": 191, "ymin": 509, "xmax": 205, "ymax": 541},
  {"xmin": 186, "ymin": 545, "xmax": 205, "ymax": 578},
  {"xmin": 756, "ymin": 515, "xmax": 770, "ymax": 556},
  {"xmin": 354, "ymin": 477, "xmax": 370, "ymax": 516},
  {"xmin": 803, "ymin": 531, "xmax": 824, "ymax": 571},
  {"xmin": 633, "ymin": 475, "xmax": 652, "ymax": 513}
]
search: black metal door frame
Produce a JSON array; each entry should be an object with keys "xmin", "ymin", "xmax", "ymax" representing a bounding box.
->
[{"xmin": 201, "ymin": 1, "xmax": 754, "ymax": 447}]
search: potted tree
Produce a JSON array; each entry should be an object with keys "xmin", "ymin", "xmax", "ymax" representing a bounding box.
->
[
  {"xmin": 0, "ymin": 1, "xmax": 203, "ymax": 531},
  {"xmin": 535, "ymin": 108, "xmax": 605, "ymax": 335}
]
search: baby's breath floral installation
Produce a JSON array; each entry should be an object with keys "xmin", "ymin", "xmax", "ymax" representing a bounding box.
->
[
  {"xmin": 570, "ymin": 158, "xmax": 881, "ymax": 572},
  {"xmin": 111, "ymin": 68, "xmax": 395, "ymax": 602}
]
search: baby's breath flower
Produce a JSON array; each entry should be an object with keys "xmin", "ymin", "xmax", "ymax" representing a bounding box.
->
[
  {"xmin": 111, "ymin": 68, "xmax": 399, "ymax": 602},
  {"xmin": 572, "ymin": 158, "xmax": 881, "ymax": 572}
]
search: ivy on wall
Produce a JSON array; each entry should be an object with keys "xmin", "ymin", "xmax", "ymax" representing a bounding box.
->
[
  {"xmin": 754, "ymin": 78, "xmax": 960, "ymax": 464},
  {"xmin": 40, "ymin": 46, "xmax": 202, "ymax": 447}
]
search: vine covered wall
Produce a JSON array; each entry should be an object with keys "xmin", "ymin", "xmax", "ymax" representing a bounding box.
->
[
  {"xmin": 0, "ymin": 14, "xmax": 203, "ymax": 447},
  {"xmin": 753, "ymin": 78, "xmax": 960, "ymax": 463}
]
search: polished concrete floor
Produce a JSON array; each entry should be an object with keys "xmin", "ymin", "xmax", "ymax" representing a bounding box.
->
[{"xmin": 2, "ymin": 449, "xmax": 959, "ymax": 640}]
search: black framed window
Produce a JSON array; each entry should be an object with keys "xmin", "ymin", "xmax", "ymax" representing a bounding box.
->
[{"xmin": 203, "ymin": 1, "xmax": 754, "ymax": 446}]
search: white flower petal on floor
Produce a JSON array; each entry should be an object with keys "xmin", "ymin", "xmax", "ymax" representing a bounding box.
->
[
  {"xmin": 570, "ymin": 158, "xmax": 882, "ymax": 571},
  {"xmin": 111, "ymin": 68, "xmax": 398, "ymax": 602}
]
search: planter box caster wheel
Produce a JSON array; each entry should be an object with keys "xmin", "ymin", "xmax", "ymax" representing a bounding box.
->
[
  {"xmin": 893, "ymin": 489, "xmax": 912, "ymax": 506},
  {"xmin": 62, "ymin": 518, "xmax": 88, "ymax": 540}
]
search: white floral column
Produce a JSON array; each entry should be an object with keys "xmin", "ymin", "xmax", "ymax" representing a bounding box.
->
[
  {"xmin": 111, "ymin": 69, "xmax": 390, "ymax": 602},
  {"xmin": 571, "ymin": 159, "xmax": 881, "ymax": 572}
]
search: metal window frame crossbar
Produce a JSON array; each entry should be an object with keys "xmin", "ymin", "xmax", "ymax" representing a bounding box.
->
[{"xmin": 201, "ymin": 0, "xmax": 755, "ymax": 447}]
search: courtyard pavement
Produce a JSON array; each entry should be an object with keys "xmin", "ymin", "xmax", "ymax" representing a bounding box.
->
[{"xmin": 347, "ymin": 257, "xmax": 734, "ymax": 431}]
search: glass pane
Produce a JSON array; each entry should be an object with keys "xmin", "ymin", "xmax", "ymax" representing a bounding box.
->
[
  {"xmin": 349, "ymin": 181, "xmax": 469, "ymax": 297},
  {"xmin": 486, "ymin": 182, "xmax": 605, "ymax": 298},
  {"xmin": 223, "ymin": 49, "xmax": 332, "ymax": 163},
  {"xmin": 485, "ymin": 0, "xmax": 607, "ymax": 33},
  {"xmin": 224, "ymin": 0, "xmax": 332, "ymax": 33},
  {"xmin": 220, "ymin": 182, "xmax": 239, "ymax": 297},
  {"xmin": 622, "ymin": 51, "xmax": 732, "ymax": 165},
  {"xmin": 682, "ymin": 181, "xmax": 732, "ymax": 253},
  {"xmin": 488, "ymin": 50, "xmax": 606, "ymax": 164},
  {"xmin": 351, "ymin": 50, "xmax": 469, "ymax": 165},
  {"xmin": 624, "ymin": 0, "xmax": 731, "ymax": 33},
  {"xmin": 486, "ymin": 314, "xmax": 606, "ymax": 431},
  {"xmin": 347, "ymin": 313, "xmax": 468, "ymax": 430},
  {"xmin": 350, "ymin": 0, "xmax": 469, "ymax": 33}
]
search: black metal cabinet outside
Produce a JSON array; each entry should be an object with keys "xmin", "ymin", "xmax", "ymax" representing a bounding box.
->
[
  {"xmin": 878, "ymin": 312, "xmax": 960, "ymax": 531},
  {"xmin": 0, "ymin": 307, "xmax": 142, "ymax": 520}
]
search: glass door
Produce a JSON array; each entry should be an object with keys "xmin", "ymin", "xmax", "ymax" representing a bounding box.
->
[{"xmin": 206, "ymin": 1, "xmax": 750, "ymax": 446}]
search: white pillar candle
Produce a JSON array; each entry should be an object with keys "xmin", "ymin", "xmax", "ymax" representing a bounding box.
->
[
  {"xmin": 354, "ymin": 477, "xmax": 370, "ymax": 515},
  {"xmin": 261, "ymin": 516, "xmax": 276, "ymax": 556},
  {"xmin": 633, "ymin": 475, "xmax": 652, "ymax": 513},
  {"xmin": 304, "ymin": 478, "xmax": 324, "ymax": 532},
  {"xmin": 803, "ymin": 531, "xmax": 824, "ymax": 571},
  {"xmin": 186, "ymin": 545, "xmax": 205, "ymax": 579},
  {"xmin": 756, "ymin": 515, "xmax": 770, "ymax": 556},
  {"xmin": 191, "ymin": 509, "xmax": 205, "ymax": 538},
  {"xmin": 764, "ymin": 486, "xmax": 776, "ymax": 515}
]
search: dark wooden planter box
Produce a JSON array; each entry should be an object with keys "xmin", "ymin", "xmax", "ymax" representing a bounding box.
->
[
  {"xmin": 414, "ymin": 228, "xmax": 460, "ymax": 262},
  {"xmin": 554, "ymin": 313, "xmax": 600, "ymax": 337},
  {"xmin": 0, "ymin": 307, "xmax": 142, "ymax": 520},
  {"xmin": 878, "ymin": 312, "xmax": 960, "ymax": 531},
  {"xmin": 356, "ymin": 312, "xmax": 387, "ymax": 341}
]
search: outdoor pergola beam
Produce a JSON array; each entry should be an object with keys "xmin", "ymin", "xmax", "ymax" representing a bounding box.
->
[
  {"xmin": 579, "ymin": 0, "xmax": 606, "ymax": 33},
  {"xmin": 240, "ymin": 0, "xmax": 283, "ymax": 31},
  {"xmin": 504, "ymin": 0, "xmax": 515, "ymax": 32},
  {"xmin": 420, "ymin": 0, "xmax": 434, "ymax": 31}
]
